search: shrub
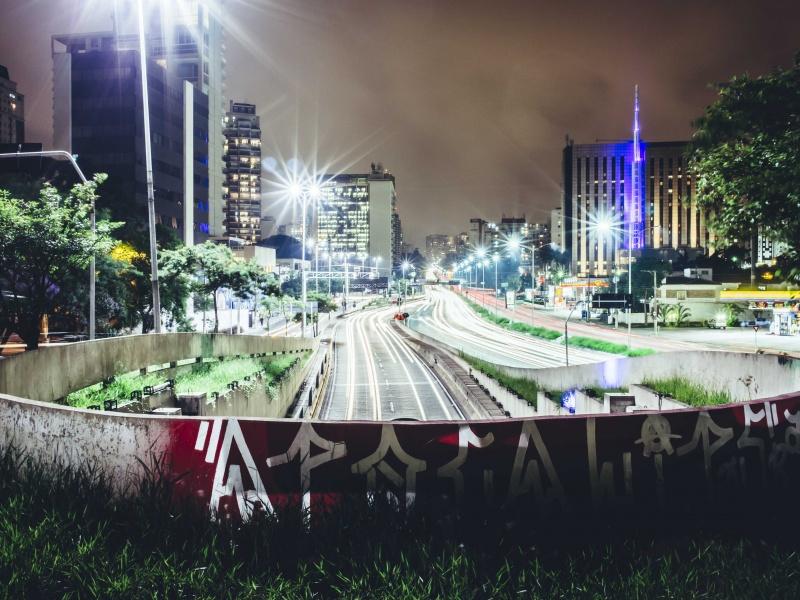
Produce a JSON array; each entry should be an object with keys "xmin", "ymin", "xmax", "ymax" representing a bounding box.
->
[
  {"xmin": 460, "ymin": 352, "xmax": 538, "ymax": 409},
  {"xmin": 642, "ymin": 376, "xmax": 732, "ymax": 407},
  {"xmin": 565, "ymin": 336, "xmax": 656, "ymax": 357}
]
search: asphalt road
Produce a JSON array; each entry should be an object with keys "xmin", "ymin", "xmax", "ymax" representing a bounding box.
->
[
  {"xmin": 464, "ymin": 287, "xmax": 697, "ymax": 353},
  {"xmin": 320, "ymin": 305, "xmax": 462, "ymax": 421},
  {"xmin": 408, "ymin": 287, "xmax": 608, "ymax": 368}
]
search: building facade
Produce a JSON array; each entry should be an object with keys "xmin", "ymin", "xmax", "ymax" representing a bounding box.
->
[
  {"xmin": 468, "ymin": 218, "xmax": 488, "ymax": 250},
  {"xmin": 550, "ymin": 207, "xmax": 563, "ymax": 249},
  {"xmin": 561, "ymin": 89, "xmax": 710, "ymax": 276},
  {"xmin": 425, "ymin": 234, "xmax": 453, "ymax": 265},
  {"xmin": 0, "ymin": 64, "xmax": 24, "ymax": 145},
  {"xmin": 222, "ymin": 101, "xmax": 261, "ymax": 242},
  {"xmin": 85, "ymin": 1, "xmax": 226, "ymax": 236},
  {"xmin": 52, "ymin": 35, "xmax": 210, "ymax": 244},
  {"xmin": 317, "ymin": 163, "xmax": 397, "ymax": 275}
]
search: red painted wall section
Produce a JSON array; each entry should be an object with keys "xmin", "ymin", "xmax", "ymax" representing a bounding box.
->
[{"xmin": 163, "ymin": 393, "xmax": 800, "ymax": 521}]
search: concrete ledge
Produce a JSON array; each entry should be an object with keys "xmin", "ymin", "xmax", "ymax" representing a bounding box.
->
[
  {"xmin": 494, "ymin": 351, "xmax": 800, "ymax": 403},
  {"xmin": 0, "ymin": 333, "xmax": 316, "ymax": 403}
]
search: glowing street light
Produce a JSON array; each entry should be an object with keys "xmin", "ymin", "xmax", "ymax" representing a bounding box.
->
[
  {"xmin": 290, "ymin": 180, "xmax": 322, "ymax": 337},
  {"xmin": 401, "ymin": 260, "xmax": 410, "ymax": 297}
]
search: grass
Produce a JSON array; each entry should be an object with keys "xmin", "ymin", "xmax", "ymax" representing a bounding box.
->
[
  {"xmin": 465, "ymin": 298, "xmax": 561, "ymax": 340},
  {"xmin": 364, "ymin": 297, "xmax": 391, "ymax": 310},
  {"xmin": 564, "ymin": 335, "xmax": 656, "ymax": 357},
  {"xmin": 66, "ymin": 354, "xmax": 306, "ymax": 409},
  {"xmin": 642, "ymin": 376, "xmax": 733, "ymax": 407},
  {"xmin": 460, "ymin": 352, "xmax": 538, "ymax": 409},
  {"xmin": 463, "ymin": 296, "xmax": 657, "ymax": 356},
  {"xmin": 3, "ymin": 446, "xmax": 800, "ymax": 597}
]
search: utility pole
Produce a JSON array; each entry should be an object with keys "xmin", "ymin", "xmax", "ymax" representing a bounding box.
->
[
  {"xmin": 137, "ymin": 0, "xmax": 161, "ymax": 333},
  {"xmin": 643, "ymin": 269, "xmax": 659, "ymax": 335}
]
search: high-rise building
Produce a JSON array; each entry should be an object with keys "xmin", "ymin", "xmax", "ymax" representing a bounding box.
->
[
  {"xmin": 468, "ymin": 218, "xmax": 488, "ymax": 249},
  {"xmin": 498, "ymin": 216, "xmax": 529, "ymax": 241},
  {"xmin": 550, "ymin": 208, "xmax": 563, "ymax": 249},
  {"xmin": 562, "ymin": 88, "xmax": 710, "ymax": 276},
  {"xmin": 425, "ymin": 234, "xmax": 453, "ymax": 265},
  {"xmin": 222, "ymin": 101, "xmax": 261, "ymax": 243},
  {"xmin": 392, "ymin": 211, "xmax": 403, "ymax": 268},
  {"xmin": 0, "ymin": 64, "xmax": 24, "ymax": 145},
  {"xmin": 317, "ymin": 162, "xmax": 397, "ymax": 275},
  {"xmin": 108, "ymin": 1, "xmax": 226, "ymax": 236},
  {"xmin": 52, "ymin": 34, "xmax": 210, "ymax": 244}
]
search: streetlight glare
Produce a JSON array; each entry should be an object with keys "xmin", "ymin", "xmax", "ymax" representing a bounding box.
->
[{"xmin": 289, "ymin": 182, "xmax": 303, "ymax": 198}]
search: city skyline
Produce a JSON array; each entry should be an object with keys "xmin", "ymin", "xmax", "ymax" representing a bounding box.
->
[{"xmin": 1, "ymin": 0, "xmax": 798, "ymax": 247}]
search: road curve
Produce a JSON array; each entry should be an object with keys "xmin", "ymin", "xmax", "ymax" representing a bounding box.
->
[
  {"xmin": 321, "ymin": 305, "xmax": 462, "ymax": 421},
  {"xmin": 408, "ymin": 287, "xmax": 607, "ymax": 369}
]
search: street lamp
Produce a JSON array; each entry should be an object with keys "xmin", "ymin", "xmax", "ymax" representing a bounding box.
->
[
  {"xmin": 0, "ymin": 150, "xmax": 97, "ymax": 340},
  {"xmin": 307, "ymin": 238, "xmax": 319, "ymax": 293},
  {"xmin": 492, "ymin": 253, "xmax": 499, "ymax": 316},
  {"xmin": 290, "ymin": 180, "xmax": 321, "ymax": 337},
  {"xmin": 564, "ymin": 300, "xmax": 586, "ymax": 366},
  {"xmin": 506, "ymin": 236, "xmax": 559, "ymax": 327},
  {"xmin": 134, "ymin": 0, "xmax": 164, "ymax": 334},
  {"xmin": 401, "ymin": 260, "xmax": 410, "ymax": 298}
]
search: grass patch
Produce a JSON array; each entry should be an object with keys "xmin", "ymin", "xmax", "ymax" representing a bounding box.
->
[
  {"xmin": 642, "ymin": 376, "xmax": 732, "ymax": 407},
  {"xmin": 462, "ymin": 296, "xmax": 657, "ymax": 355},
  {"xmin": 564, "ymin": 335, "xmax": 657, "ymax": 357},
  {"xmin": 464, "ymin": 298, "xmax": 561, "ymax": 340},
  {"xmin": 364, "ymin": 297, "xmax": 391, "ymax": 310},
  {"xmin": 66, "ymin": 354, "xmax": 306, "ymax": 408},
  {"xmin": 3, "ymin": 446, "xmax": 800, "ymax": 597},
  {"xmin": 460, "ymin": 352, "xmax": 538, "ymax": 409}
]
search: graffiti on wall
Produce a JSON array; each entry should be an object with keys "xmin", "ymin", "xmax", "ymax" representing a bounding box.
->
[{"xmin": 167, "ymin": 394, "xmax": 800, "ymax": 521}]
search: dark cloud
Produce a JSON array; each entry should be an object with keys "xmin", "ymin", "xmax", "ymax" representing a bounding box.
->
[{"xmin": 1, "ymin": 0, "xmax": 798, "ymax": 246}]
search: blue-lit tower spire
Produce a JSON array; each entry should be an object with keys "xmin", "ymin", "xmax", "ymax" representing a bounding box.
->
[{"xmin": 629, "ymin": 84, "xmax": 645, "ymax": 249}]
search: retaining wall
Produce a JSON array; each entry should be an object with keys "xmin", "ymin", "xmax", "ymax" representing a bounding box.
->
[
  {"xmin": 498, "ymin": 351, "xmax": 800, "ymax": 402},
  {"xmin": 0, "ymin": 333, "xmax": 315, "ymax": 403},
  {"xmin": 3, "ymin": 391, "xmax": 800, "ymax": 522}
]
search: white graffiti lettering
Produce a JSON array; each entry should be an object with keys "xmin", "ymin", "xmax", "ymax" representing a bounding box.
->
[
  {"xmin": 507, "ymin": 420, "xmax": 566, "ymax": 512},
  {"xmin": 437, "ymin": 426, "xmax": 494, "ymax": 500},
  {"xmin": 207, "ymin": 419, "xmax": 273, "ymax": 521},
  {"xmin": 677, "ymin": 411, "xmax": 734, "ymax": 497},
  {"xmin": 266, "ymin": 422, "xmax": 347, "ymax": 514},
  {"xmin": 351, "ymin": 424, "xmax": 426, "ymax": 508}
]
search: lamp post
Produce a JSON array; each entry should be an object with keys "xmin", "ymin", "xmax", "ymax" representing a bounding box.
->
[
  {"xmin": 0, "ymin": 150, "xmax": 97, "ymax": 340},
  {"xmin": 506, "ymin": 237, "xmax": 558, "ymax": 327},
  {"xmin": 135, "ymin": 0, "xmax": 163, "ymax": 334},
  {"xmin": 492, "ymin": 253, "xmax": 499, "ymax": 316},
  {"xmin": 401, "ymin": 260, "xmax": 409, "ymax": 298},
  {"xmin": 564, "ymin": 300, "xmax": 585, "ymax": 366},
  {"xmin": 642, "ymin": 269, "xmax": 659, "ymax": 335},
  {"xmin": 323, "ymin": 252, "xmax": 331, "ymax": 295},
  {"xmin": 289, "ymin": 181, "xmax": 321, "ymax": 338}
]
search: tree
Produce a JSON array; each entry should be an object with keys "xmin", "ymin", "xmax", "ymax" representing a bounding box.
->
[
  {"xmin": 0, "ymin": 176, "xmax": 119, "ymax": 350},
  {"xmin": 689, "ymin": 53, "xmax": 800, "ymax": 285},
  {"xmin": 308, "ymin": 291, "xmax": 338, "ymax": 313},
  {"xmin": 160, "ymin": 242, "xmax": 266, "ymax": 333}
]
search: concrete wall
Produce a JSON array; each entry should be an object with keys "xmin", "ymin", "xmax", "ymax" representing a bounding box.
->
[
  {"xmin": 203, "ymin": 354, "xmax": 311, "ymax": 419},
  {"xmin": 0, "ymin": 393, "xmax": 170, "ymax": 490},
  {"xmin": 497, "ymin": 351, "xmax": 800, "ymax": 403},
  {"xmin": 0, "ymin": 333, "xmax": 316, "ymax": 403}
]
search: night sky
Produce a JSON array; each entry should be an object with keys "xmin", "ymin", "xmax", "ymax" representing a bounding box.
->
[{"xmin": 1, "ymin": 0, "xmax": 798, "ymax": 247}]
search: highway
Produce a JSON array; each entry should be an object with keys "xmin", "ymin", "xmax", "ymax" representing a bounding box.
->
[
  {"xmin": 408, "ymin": 287, "xmax": 607, "ymax": 368},
  {"xmin": 465, "ymin": 287, "xmax": 698, "ymax": 354},
  {"xmin": 320, "ymin": 305, "xmax": 463, "ymax": 421}
]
